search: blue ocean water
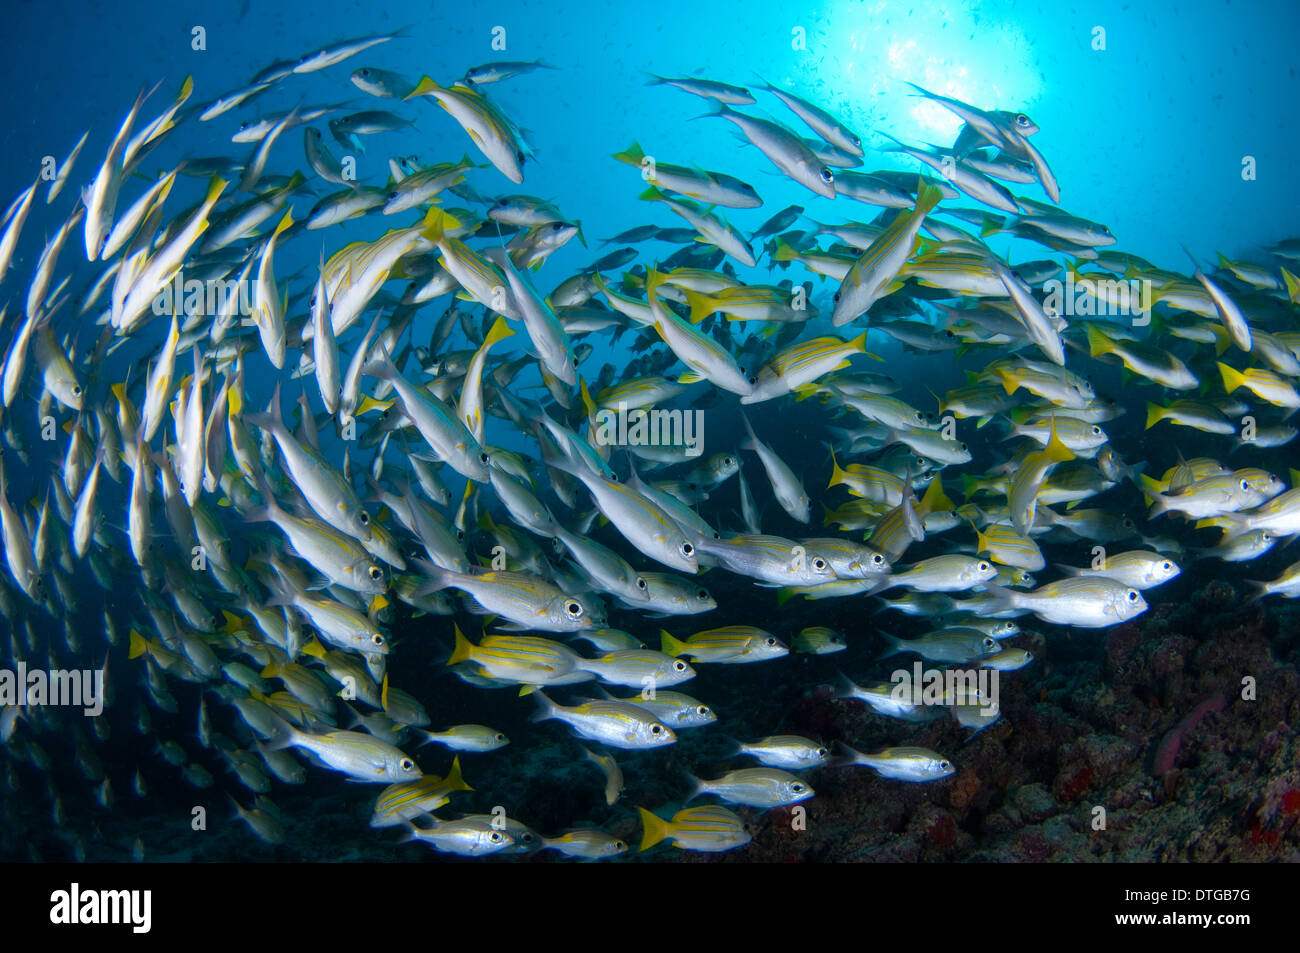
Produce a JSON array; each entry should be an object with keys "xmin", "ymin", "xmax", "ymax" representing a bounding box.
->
[
  {"xmin": 0, "ymin": 0, "xmax": 1298, "ymax": 863},
  {"xmin": 3, "ymin": 0, "xmax": 1298, "ymax": 273}
]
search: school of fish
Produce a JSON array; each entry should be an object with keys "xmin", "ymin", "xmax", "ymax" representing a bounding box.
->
[{"xmin": 2, "ymin": 32, "xmax": 1299, "ymax": 860}]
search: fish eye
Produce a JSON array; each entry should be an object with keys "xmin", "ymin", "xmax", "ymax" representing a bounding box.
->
[
  {"xmin": 1122, "ymin": 518, "xmax": 1134, "ymax": 528},
  {"xmin": 673, "ymin": 660, "xmax": 687, "ymax": 672},
  {"xmin": 850, "ymin": 135, "xmax": 861, "ymax": 147},
  {"xmin": 572, "ymin": 355, "xmax": 580, "ymax": 366},
  {"xmin": 495, "ymin": 733, "xmax": 506, "ymax": 742},
  {"xmin": 765, "ymin": 637, "xmax": 777, "ymax": 647},
  {"xmin": 724, "ymin": 456, "xmax": 734, "ymax": 465},
  {"xmin": 519, "ymin": 832, "xmax": 535, "ymax": 844},
  {"xmin": 872, "ymin": 554, "xmax": 885, "ymax": 565},
  {"xmin": 940, "ymin": 760, "xmax": 952, "ymax": 770},
  {"xmin": 832, "ymin": 291, "xmax": 841, "ymax": 304},
  {"xmin": 489, "ymin": 831, "xmax": 502, "ymax": 843},
  {"xmin": 697, "ymin": 706, "xmax": 710, "ymax": 716},
  {"xmin": 812, "ymin": 558, "xmax": 827, "ymax": 571},
  {"xmin": 1015, "ymin": 114, "xmax": 1030, "ymax": 127},
  {"xmin": 1263, "ymin": 533, "xmax": 1272, "ymax": 541},
  {"xmin": 400, "ymin": 758, "xmax": 414, "ymax": 771},
  {"xmin": 1240, "ymin": 479, "xmax": 1249, "ymax": 491},
  {"xmin": 368, "ymin": 566, "xmax": 383, "ymax": 581},
  {"xmin": 984, "ymin": 638, "xmax": 996, "ymax": 649},
  {"xmin": 819, "ymin": 167, "xmax": 834, "ymax": 183},
  {"xmin": 72, "ymin": 385, "xmax": 82, "ymax": 397},
  {"xmin": 636, "ymin": 577, "xmax": 648, "ymax": 590},
  {"xmin": 978, "ymin": 561, "xmax": 990, "ymax": 572},
  {"xmin": 817, "ymin": 747, "xmax": 828, "ymax": 757},
  {"xmin": 680, "ymin": 542, "xmax": 694, "ymax": 558},
  {"xmin": 1161, "ymin": 561, "xmax": 1172, "ymax": 570},
  {"xmin": 372, "ymin": 634, "xmax": 385, "ymax": 647},
  {"xmin": 480, "ymin": 452, "xmax": 491, "ymax": 464},
  {"xmin": 792, "ymin": 783, "xmax": 806, "ymax": 793},
  {"xmin": 551, "ymin": 222, "xmax": 566, "ymax": 231},
  {"xmin": 650, "ymin": 724, "xmax": 663, "ymax": 734},
  {"xmin": 358, "ymin": 512, "xmax": 370, "ymax": 525},
  {"xmin": 1127, "ymin": 590, "xmax": 1138, "ymax": 601},
  {"xmin": 565, "ymin": 601, "xmax": 583, "ymax": 618},
  {"xmin": 1091, "ymin": 426, "xmax": 1101, "ymax": 435},
  {"xmin": 359, "ymin": 69, "xmax": 370, "ymax": 77},
  {"xmin": 747, "ymin": 375, "xmax": 758, "ymax": 385},
  {"xmin": 456, "ymin": 529, "xmax": 465, "ymax": 541},
  {"xmin": 516, "ymin": 151, "xmax": 526, "ymax": 164},
  {"xmin": 388, "ymin": 191, "xmax": 399, "ymax": 201},
  {"xmin": 614, "ymin": 840, "xmax": 626, "ymax": 850},
  {"xmin": 696, "ymin": 588, "xmax": 709, "ymax": 600}
]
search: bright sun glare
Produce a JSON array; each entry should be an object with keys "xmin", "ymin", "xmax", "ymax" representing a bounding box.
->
[{"xmin": 799, "ymin": 0, "xmax": 1043, "ymax": 151}]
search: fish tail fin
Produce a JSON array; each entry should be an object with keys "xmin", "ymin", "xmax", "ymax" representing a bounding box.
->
[
  {"xmin": 683, "ymin": 770, "xmax": 705, "ymax": 803},
  {"xmin": 688, "ymin": 101, "xmax": 728, "ymax": 122},
  {"xmin": 994, "ymin": 366, "xmax": 1019, "ymax": 396},
  {"xmin": 738, "ymin": 412, "xmax": 758, "ymax": 451},
  {"xmin": 915, "ymin": 180, "xmax": 944, "ymax": 215},
  {"xmin": 300, "ymin": 636, "xmax": 327, "ymax": 661},
  {"xmin": 874, "ymin": 630, "xmax": 902, "ymax": 659},
  {"xmin": 446, "ymin": 754, "xmax": 473, "ymax": 793},
  {"xmin": 420, "ymin": 206, "xmax": 461, "ymax": 244},
  {"xmin": 1217, "ymin": 361, "xmax": 1246, "ymax": 393},
  {"xmin": 482, "ymin": 314, "xmax": 515, "ymax": 348},
  {"xmin": 982, "ymin": 582, "xmax": 1018, "ymax": 614},
  {"xmin": 659, "ymin": 630, "xmax": 686, "ymax": 657},
  {"xmin": 1281, "ymin": 266, "xmax": 1300, "ymax": 305},
  {"xmin": 445, "ymin": 622, "xmax": 473, "ymax": 666},
  {"xmin": 260, "ymin": 711, "xmax": 300, "ymax": 752},
  {"xmin": 611, "ymin": 141, "xmax": 646, "ymax": 167},
  {"xmin": 1085, "ymin": 323, "xmax": 1113, "ymax": 358},
  {"xmin": 203, "ymin": 175, "xmax": 228, "ymax": 206},
  {"xmin": 826, "ymin": 443, "xmax": 848, "ymax": 490},
  {"xmin": 1144, "ymin": 402, "xmax": 1166, "ymax": 430},
  {"xmin": 636, "ymin": 806, "xmax": 670, "ymax": 851},
  {"xmin": 1043, "ymin": 419, "xmax": 1075, "ymax": 464},
  {"xmin": 1243, "ymin": 580, "xmax": 1270, "ymax": 606},
  {"xmin": 405, "ymin": 75, "xmax": 442, "ymax": 100},
  {"xmin": 683, "ymin": 289, "xmax": 717, "ymax": 325},
  {"xmin": 272, "ymin": 207, "xmax": 294, "ymax": 237},
  {"xmin": 530, "ymin": 689, "xmax": 558, "ymax": 723},
  {"xmin": 643, "ymin": 265, "xmax": 669, "ymax": 302},
  {"xmin": 917, "ymin": 476, "xmax": 952, "ymax": 516},
  {"xmin": 242, "ymin": 380, "xmax": 283, "ymax": 433}
]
